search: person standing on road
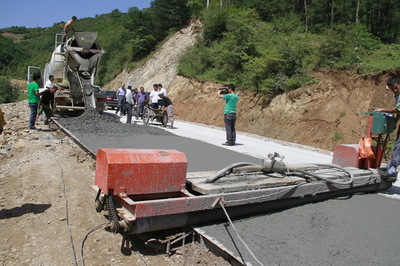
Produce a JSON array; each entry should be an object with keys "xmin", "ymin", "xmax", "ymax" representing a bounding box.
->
[
  {"xmin": 0, "ymin": 107, "xmax": 6, "ymax": 135},
  {"xmin": 150, "ymin": 84, "xmax": 160, "ymax": 109},
  {"xmin": 158, "ymin": 84, "xmax": 167, "ymax": 97},
  {"xmin": 61, "ymin": 16, "xmax": 77, "ymax": 52},
  {"xmin": 27, "ymin": 72, "xmax": 42, "ymax": 130},
  {"xmin": 135, "ymin": 87, "xmax": 148, "ymax": 119},
  {"xmin": 159, "ymin": 93, "xmax": 174, "ymax": 128},
  {"xmin": 374, "ymin": 77, "xmax": 400, "ymax": 180},
  {"xmin": 116, "ymin": 83, "xmax": 126, "ymax": 115},
  {"xmin": 218, "ymin": 84, "xmax": 238, "ymax": 146},
  {"xmin": 125, "ymin": 86, "xmax": 135, "ymax": 124}
]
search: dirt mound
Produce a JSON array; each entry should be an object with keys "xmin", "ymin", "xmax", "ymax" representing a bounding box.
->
[{"xmin": 168, "ymin": 69, "xmax": 398, "ymax": 151}]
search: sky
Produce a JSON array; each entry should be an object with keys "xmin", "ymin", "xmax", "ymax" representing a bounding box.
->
[{"xmin": 0, "ymin": 0, "xmax": 152, "ymax": 29}]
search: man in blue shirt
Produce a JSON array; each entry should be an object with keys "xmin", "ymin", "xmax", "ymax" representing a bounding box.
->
[
  {"xmin": 218, "ymin": 84, "xmax": 238, "ymax": 146},
  {"xmin": 135, "ymin": 87, "xmax": 148, "ymax": 119}
]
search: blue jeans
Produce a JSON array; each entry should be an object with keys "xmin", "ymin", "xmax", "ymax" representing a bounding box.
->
[
  {"xmin": 116, "ymin": 96, "xmax": 126, "ymax": 114},
  {"xmin": 29, "ymin": 103, "xmax": 38, "ymax": 129}
]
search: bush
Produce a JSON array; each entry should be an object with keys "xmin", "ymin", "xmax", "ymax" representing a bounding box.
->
[
  {"xmin": 317, "ymin": 23, "xmax": 380, "ymax": 68},
  {"xmin": 0, "ymin": 77, "xmax": 19, "ymax": 103}
]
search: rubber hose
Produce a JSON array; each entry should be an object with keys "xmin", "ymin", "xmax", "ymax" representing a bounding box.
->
[
  {"xmin": 206, "ymin": 162, "xmax": 258, "ymax": 183},
  {"xmin": 297, "ymin": 163, "xmax": 354, "ymax": 185}
]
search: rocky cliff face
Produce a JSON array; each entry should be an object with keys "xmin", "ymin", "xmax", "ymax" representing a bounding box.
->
[{"xmin": 108, "ymin": 20, "xmax": 398, "ymax": 151}]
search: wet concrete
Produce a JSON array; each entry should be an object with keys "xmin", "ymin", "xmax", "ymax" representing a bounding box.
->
[
  {"xmin": 57, "ymin": 111, "xmax": 400, "ymax": 265},
  {"xmin": 56, "ymin": 111, "xmax": 260, "ymax": 172},
  {"xmin": 197, "ymin": 193, "xmax": 400, "ymax": 265}
]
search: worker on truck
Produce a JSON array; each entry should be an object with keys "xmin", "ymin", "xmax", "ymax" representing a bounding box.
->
[
  {"xmin": 61, "ymin": 16, "xmax": 77, "ymax": 52},
  {"xmin": 373, "ymin": 77, "xmax": 400, "ymax": 179}
]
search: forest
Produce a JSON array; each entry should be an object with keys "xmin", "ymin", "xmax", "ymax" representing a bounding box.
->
[{"xmin": 0, "ymin": 0, "xmax": 399, "ymax": 102}]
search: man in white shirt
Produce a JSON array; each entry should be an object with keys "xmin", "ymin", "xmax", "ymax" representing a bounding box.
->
[
  {"xmin": 150, "ymin": 84, "xmax": 160, "ymax": 109},
  {"xmin": 125, "ymin": 86, "xmax": 135, "ymax": 123},
  {"xmin": 45, "ymin": 75, "xmax": 54, "ymax": 90},
  {"xmin": 116, "ymin": 83, "xmax": 126, "ymax": 115},
  {"xmin": 158, "ymin": 84, "xmax": 167, "ymax": 97}
]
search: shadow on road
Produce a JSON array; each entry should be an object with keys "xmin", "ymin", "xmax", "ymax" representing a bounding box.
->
[{"xmin": 0, "ymin": 203, "xmax": 51, "ymax": 219}]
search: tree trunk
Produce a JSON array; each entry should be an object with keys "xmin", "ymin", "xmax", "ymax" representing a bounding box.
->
[
  {"xmin": 356, "ymin": 0, "xmax": 360, "ymax": 23},
  {"xmin": 304, "ymin": 0, "xmax": 308, "ymax": 32},
  {"xmin": 331, "ymin": 0, "xmax": 335, "ymax": 24}
]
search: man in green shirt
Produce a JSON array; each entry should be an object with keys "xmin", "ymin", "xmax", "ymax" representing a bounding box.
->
[
  {"xmin": 218, "ymin": 84, "xmax": 238, "ymax": 146},
  {"xmin": 28, "ymin": 72, "xmax": 41, "ymax": 129}
]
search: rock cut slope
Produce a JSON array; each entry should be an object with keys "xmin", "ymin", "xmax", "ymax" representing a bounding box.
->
[
  {"xmin": 105, "ymin": 19, "xmax": 201, "ymax": 90},
  {"xmin": 107, "ymin": 19, "xmax": 400, "ymax": 152}
]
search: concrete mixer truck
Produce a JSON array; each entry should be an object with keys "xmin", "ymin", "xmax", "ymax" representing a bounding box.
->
[{"xmin": 29, "ymin": 31, "xmax": 106, "ymax": 115}]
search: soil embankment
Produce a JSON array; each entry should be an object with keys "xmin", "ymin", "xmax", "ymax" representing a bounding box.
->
[{"xmin": 107, "ymin": 20, "xmax": 399, "ymax": 152}]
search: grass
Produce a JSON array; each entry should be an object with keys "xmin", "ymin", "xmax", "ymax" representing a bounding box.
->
[
  {"xmin": 332, "ymin": 131, "xmax": 343, "ymax": 142},
  {"xmin": 17, "ymin": 93, "xmax": 28, "ymax": 101},
  {"xmin": 363, "ymin": 44, "xmax": 400, "ymax": 72}
]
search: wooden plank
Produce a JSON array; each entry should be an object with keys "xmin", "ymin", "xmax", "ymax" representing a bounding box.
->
[{"xmin": 186, "ymin": 167, "xmax": 380, "ymax": 195}]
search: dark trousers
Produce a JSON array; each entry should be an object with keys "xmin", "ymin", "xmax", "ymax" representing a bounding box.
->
[
  {"xmin": 224, "ymin": 113, "xmax": 236, "ymax": 144},
  {"xmin": 388, "ymin": 132, "xmax": 400, "ymax": 170},
  {"xmin": 29, "ymin": 103, "xmax": 38, "ymax": 129},
  {"xmin": 125, "ymin": 103, "xmax": 133, "ymax": 123},
  {"xmin": 136, "ymin": 103, "xmax": 144, "ymax": 118},
  {"xmin": 116, "ymin": 96, "xmax": 126, "ymax": 114}
]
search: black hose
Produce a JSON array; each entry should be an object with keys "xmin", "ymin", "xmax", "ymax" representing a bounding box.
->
[{"xmin": 206, "ymin": 162, "xmax": 258, "ymax": 183}]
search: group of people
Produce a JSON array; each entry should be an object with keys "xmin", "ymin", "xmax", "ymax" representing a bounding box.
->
[
  {"xmin": 27, "ymin": 73, "xmax": 59, "ymax": 130},
  {"xmin": 115, "ymin": 83, "xmax": 174, "ymax": 128},
  {"xmin": 19, "ymin": 67, "xmax": 400, "ymax": 180}
]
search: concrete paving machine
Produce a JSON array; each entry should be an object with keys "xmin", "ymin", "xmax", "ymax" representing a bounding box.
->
[
  {"xmin": 92, "ymin": 147, "xmax": 394, "ymax": 235},
  {"xmin": 42, "ymin": 32, "xmax": 105, "ymax": 114}
]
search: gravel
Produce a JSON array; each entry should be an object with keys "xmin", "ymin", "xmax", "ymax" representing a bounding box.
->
[{"xmin": 56, "ymin": 110, "xmax": 174, "ymax": 136}]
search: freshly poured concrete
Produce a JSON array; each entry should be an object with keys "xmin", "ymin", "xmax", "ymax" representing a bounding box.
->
[
  {"xmin": 197, "ymin": 193, "xmax": 400, "ymax": 265},
  {"xmin": 58, "ymin": 111, "xmax": 400, "ymax": 265}
]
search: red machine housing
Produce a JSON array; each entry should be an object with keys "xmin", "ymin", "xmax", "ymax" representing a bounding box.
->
[
  {"xmin": 95, "ymin": 149, "xmax": 187, "ymax": 196},
  {"xmin": 333, "ymin": 112, "xmax": 394, "ymax": 169}
]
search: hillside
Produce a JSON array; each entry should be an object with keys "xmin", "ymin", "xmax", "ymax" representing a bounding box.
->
[{"xmin": 107, "ymin": 20, "xmax": 398, "ymax": 152}]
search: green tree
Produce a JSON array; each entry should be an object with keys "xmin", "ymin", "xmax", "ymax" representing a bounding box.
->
[
  {"xmin": 0, "ymin": 77, "xmax": 19, "ymax": 103},
  {"xmin": 318, "ymin": 23, "xmax": 379, "ymax": 67}
]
